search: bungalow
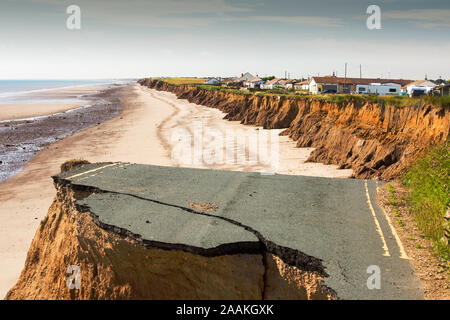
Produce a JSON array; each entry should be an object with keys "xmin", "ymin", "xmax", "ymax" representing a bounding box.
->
[
  {"xmin": 279, "ymin": 79, "xmax": 296, "ymax": 89},
  {"xmin": 432, "ymin": 83, "xmax": 450, "ymax": 96},
  {"xmin": 235, "ymin": 72, "xmax": 254, "ymax": 83},
  {"xmin": 294, "ymin": 80, "xmax": 309, "ymax": 91},
  {"xmin": 402, "ymin": 80, "xmax": 437, "ymax": 97},
  {"xmin": 244, "ymin": 76, "xmax": 265, "ymax": 88},
  {"xmin": 261, "ymin": 78, "xmax": 283, "ymax": 90},
  {"xmin": 204, "ymin": 78, "xmax": 220, "ymax": 85},
  {"xmin": 309, "ymin": 76, "xmax": 412, "ymax": 94}
]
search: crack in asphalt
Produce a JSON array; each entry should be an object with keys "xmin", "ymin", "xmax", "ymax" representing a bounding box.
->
[{"xmin": 54, "ymin": 175, "xmax": 327, "ymax": 275}]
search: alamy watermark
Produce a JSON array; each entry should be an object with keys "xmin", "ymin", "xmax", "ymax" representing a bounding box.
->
[
  {"xmin": 366, "ymin": 5, "xmax": 381, "ymax": 30},
  {"xmin": 170, "ymin": 122, "xmax": 279, "ymax": 174},
  {"xmin": 66, "ymin": 5, "xmax": 81, "ymax": 30},
  {"xmin": 366, "ymin": 265, "xmax": 381, "ymax": 289},
  {"xmin": 67, "ymin": 265, "xmax": 81, "ymax": 290}
]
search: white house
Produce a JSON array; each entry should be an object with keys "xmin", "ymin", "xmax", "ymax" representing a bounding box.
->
[
  {"xmin": 280, "ymin": 79, "xmax": 296, "ymax": 89},
  {"xmin": 403, "ymin": 80, "xmax": 437, "ymax": 97},
  {"xmin": 261, "ymin": 78, "xmax": 283, "ymax": 90},
  {"xmin": 204, "ymin": 78, "xmax": 220, "ymax": 85},
  {"xmin": 309, "ymin": 76, "xmax": 413, "ymax": 94},
  {"xmin": 294, "ymin": 80, "xmax": 309, "ymax": 91},
  {"xmin": 244, "ymin": 76, "xmax": 265, "ymax": 88},
  {"xmin": 236, "ymin": 72, "xmax": 254, "ymax": 83}
]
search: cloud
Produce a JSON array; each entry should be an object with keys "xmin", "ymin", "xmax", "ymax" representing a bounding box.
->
[
  {"xmin": 15, "ymin": 0, "xmax": 344, "ymax": 29},
  {"xmin": 383, "ymin": 9, "xmax": 450, "ymax": 28},
  {"xmin": 246, "ymin": 15, "xmax": 343, "ymax": 27}
]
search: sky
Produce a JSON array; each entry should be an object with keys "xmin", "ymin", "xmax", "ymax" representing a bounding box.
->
[{"xmin": 0, "ymin": 0, "xmax": 449, "ymax": 80}]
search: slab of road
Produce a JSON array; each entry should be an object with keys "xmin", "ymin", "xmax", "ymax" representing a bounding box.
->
[{"xmin": 55, "ymin": 162, "xmax": 423, "ymax": 300}]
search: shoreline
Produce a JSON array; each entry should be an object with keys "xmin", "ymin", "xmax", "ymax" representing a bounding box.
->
[
  {"xmin": 0, "ymin": 86, "xmax": 123, "ymax": 183},
  {"xmin": 0, "ymin": 83, "xmax": 352, "ymax": 298},
  {"xmin": 0, "ymin": 104, "xmax": 84, "ymax": 122}
]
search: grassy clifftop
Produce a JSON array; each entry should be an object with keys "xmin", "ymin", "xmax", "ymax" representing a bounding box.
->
[{"xmin": 147, "ymin": 78, "xmax": 450, "ymax": 108}]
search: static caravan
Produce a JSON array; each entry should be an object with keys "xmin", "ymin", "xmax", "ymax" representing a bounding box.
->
[{"xmin": 356, "ymin": 83, "xmax": 401, "ymax": 95}]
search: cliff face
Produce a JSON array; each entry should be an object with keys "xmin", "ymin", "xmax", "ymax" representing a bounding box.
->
[{"xmin": 140, "ymin": 79, "xmax": 449, "ymax": 180}]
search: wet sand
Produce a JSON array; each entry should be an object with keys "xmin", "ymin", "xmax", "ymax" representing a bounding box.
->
[
  {"xmin": 0, "ymin": 89, "xmax": 122, "ymax": 183},
  {"xmin": 0, "ymin": 104, "xmax": 83, "ymax": 121},
  {"xmin": 0, "ymin": 83, "xmax": 352, "ymax": 298}
]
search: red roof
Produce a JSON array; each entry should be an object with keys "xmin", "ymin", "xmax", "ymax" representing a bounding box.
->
[{"xmin": 265, "ymin": 78, "xmax": 281, "ymax": 85}]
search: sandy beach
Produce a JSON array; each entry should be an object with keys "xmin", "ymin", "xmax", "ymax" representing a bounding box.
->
[
  {"xmin": 0, "ymin": 84, "xmax": 119, "ymax": 121},
  {"xmin": 0, "ymin": 83, "xmax": 351, "ymax": 298},
  {"xmin": 0, "ymin": 104, "xmax": 84, "ymax": 122}
]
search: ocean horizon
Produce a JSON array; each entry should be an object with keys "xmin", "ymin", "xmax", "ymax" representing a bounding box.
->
[{"xmin": 0, "ymin": 79, "xmax": 132, "ymax": 105}]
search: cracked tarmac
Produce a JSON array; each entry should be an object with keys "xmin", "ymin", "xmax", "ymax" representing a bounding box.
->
[{"xmin": 54, "ymin": 162, "xmax": 424, "ymax": 299}]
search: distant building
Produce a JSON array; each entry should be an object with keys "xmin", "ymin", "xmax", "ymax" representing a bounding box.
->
[
  {"xmin": 279, "ymin": 79, "xmax": 296, "ymax": 89},
  {"xmin": 308, "ymin": 76, "xmax": 412, "ymax": 94},
  {"xmin": 432, "ymin": 83, "xmax": 450, "ymax": 96},
  {"xmin": 204, "ymin": 78, "xmax": 220, "ymax": 85},
  {"xmin": 402, "ymin": 80, "xmax": 437, "ymax": 97},
  {"xmin": 235, "ymin": 72, "xmax": 254, "ymax": 83},
  {"xmin": 294, "ymin": 80, "xmax": 309, "ymax": 91},
  {"xmin": 355, "ymin": 83, "xmax": 402, "ymax": 95},
  {"xmin": 261, "ymin": 78, "xmax": 283, "ymax": 90},
  {"xmin": 244, "ymin": 76, "xmax": 265, "ymax": 88}
]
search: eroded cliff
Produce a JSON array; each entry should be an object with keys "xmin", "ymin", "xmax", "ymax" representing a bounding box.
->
[
  {"xmin": 6, "ymin": 166, "xmax": 336, "ymax": 300},
  {"xmin": 139, "ymin": 79, "xmax": 449, "ymax": 180}
]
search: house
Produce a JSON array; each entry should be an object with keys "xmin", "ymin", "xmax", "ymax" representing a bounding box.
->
[
  {"xmin": 308, "ymin": 76, "xmax": 412, "ymax": 94},
  {"xmin": 279, "ymin": 79, "xmax": 296, "ymax": 89},
  {"xmin": 294, "ymin": 80, "xmax": 309, "ymax": 91},
  {"xmin": 235, "ymin": 72, "xmax": 254, "ymax": 83},
  {"xmin": 261, "ymin": 78, "xmax": 283, "ymax": 90},
  {"xmin": 204, "ymin": 78, "xmax": 220, "ymax": 85},
  {"xmin": 402, "ymin": 80, "xmax": 437, "ymax": 97},
  {"xmin": 432, "ymin": 83, "xmax": 450, "ymax": 96},
  {"xmin": 243, "ymin": 76, "xmax": 265, "ymax": 88}
]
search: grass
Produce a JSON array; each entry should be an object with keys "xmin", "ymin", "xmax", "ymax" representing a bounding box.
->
[
  {"xmin": 153, "ymin": 77, "xmax": 209, "ymax": 85},
  {"xmin": 387, "ymin": 184, "xmax": 405, "ymax": 225},
  {"xmin": 402, "ymin": 141, "xmax": 450, "ymax": 260},
  {"xmin": 151, "ymin": 78, "xmax": 450, "ymax": 108},
  {"xmin": 60, "ymin": 158, "xmax": 90, "ymax": 173}
]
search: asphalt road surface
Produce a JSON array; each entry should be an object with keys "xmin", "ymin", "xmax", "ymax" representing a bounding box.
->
[{"xmin": 55, "ymin": 162, "xmax": 423, "ymax": 300}]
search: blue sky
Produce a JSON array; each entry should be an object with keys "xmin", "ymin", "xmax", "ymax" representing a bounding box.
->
[{"xmin": 0, "ymin": 0, "xmax": 449, "ymax": 80}]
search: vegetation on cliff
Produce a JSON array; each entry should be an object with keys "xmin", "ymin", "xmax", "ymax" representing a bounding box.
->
[
  {"xmin": 139, "ymin": 78, "xmax": 449, "ymax": 181},
  {"xmin": 402, "ymin": 141, "xmax": 450, "ymax": 261},
  {"xmin": 148, "ymin": 78, "xmax": 450, "ymax": 108}
]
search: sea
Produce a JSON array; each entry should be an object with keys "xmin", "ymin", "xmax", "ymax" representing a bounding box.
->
[
  {"xmin": 0, "ymin": 79, "xmax": 131, "ymax": 105},
  {"xmin": 0, "ymin": 79, "xmax": 128, "ymax": 182}
]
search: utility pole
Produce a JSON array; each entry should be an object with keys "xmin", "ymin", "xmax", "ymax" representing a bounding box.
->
[
  {"xmin": 344, "ymin": 62, "xmax": 347, "ymax": 91},
  {"xmin": 360, "ymin": 64, "xmax": 362, "ymax": 79}
]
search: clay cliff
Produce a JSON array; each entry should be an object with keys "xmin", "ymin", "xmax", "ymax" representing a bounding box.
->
[
  {"xmin": 139, "ymin": 79, "xmax": 449, "ymax": 180},
  {"xmin": 6, "ymin": 174, "xmax": 336, "ymax": 300}
]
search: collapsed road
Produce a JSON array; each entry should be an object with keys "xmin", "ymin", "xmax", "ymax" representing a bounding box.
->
[{"xmin": 6, "ymin": 162, "xmax": 423, "ymax": 300}]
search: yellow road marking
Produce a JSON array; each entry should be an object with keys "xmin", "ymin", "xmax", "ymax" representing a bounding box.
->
[
  {"xmin": 66, "ymin": 163, "xmax": 118, "ymax": 180},
  {"xmin": 376, "ymin": 184, "xmax": 409, "ymax": 260},
  {"xmin": 365, "ymin": 180, "xmax": 390, "ymax": 257}
]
